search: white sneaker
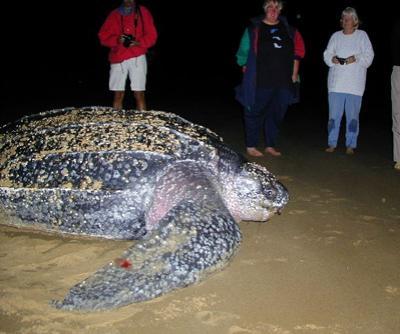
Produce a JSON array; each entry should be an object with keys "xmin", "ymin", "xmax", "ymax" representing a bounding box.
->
[{"xmin": 395, "ymin": 162, "xmax": 400, "ymax": 170}]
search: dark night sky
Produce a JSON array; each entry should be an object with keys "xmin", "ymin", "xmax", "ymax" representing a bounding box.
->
[{"xmin": 2, "ymin": 1, "xmax": 396, "ymax": 125}]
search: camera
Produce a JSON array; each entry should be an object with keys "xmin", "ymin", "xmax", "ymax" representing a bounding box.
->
[
  {"xmin": 122, "ymin": 34, "xmax": 135, "ymax": 48},
  {"xmin": 336, "ymin": 57, "xmax": 347, "ymax": 65}
]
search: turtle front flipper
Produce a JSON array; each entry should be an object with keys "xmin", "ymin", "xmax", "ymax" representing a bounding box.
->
[{"xmin": 53, "ymin": 169, "xmax": 242, "ymax": 311}]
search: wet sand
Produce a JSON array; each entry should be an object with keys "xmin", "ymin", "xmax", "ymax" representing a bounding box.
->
[{"xmin": 1, "ymin": 102, "xmax": 399, "ymax": 334}]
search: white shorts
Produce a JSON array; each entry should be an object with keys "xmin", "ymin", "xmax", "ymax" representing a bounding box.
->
[{"xmin": 109, "ymin": 55, "xmax": 147, "ymax": 91}]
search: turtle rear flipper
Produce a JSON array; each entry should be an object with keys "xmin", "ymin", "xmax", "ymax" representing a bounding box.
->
[{"xmin": 53, "ymin": 196, "xmax": 242, "ymax": 311}]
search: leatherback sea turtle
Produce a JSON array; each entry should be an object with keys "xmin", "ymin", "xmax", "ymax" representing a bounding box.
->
[{"xmin": 0, "ymin": 106, "xmax": 288, "ymax": 311}]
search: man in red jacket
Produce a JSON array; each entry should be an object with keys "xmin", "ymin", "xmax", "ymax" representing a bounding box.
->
[{"xmin": 98, "ymin": 0, "xmax": 157, "ymax": 110}]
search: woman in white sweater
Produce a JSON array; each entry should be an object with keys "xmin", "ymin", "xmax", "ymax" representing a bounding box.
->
[{"xmin": 323, "ymin": 7, "xmax": 374, "ymax": 154}]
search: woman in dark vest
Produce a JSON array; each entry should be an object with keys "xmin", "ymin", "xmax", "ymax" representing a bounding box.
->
[{"xmin": 235, "ymin": 0, "xmax": 305, "ymax": 157}]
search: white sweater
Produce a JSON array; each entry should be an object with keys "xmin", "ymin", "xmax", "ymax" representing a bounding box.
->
[{"xmin": 323, "ymin": 29, "xmax": 374, "ymax": 96}]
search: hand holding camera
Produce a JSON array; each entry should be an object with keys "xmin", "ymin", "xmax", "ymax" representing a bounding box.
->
[
  {"xmin": 345, "ymin": 55, "xmax": 356, "ymax": 64},
  {"xmin": 120, "ymin": 34, "xmax": 137, "ymax": 48},
  {"xmin": 333, "ymin": 55, "xmax": 356, "ymax": 65}
]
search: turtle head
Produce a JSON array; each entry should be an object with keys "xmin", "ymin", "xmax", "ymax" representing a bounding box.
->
[{"xmin": 227, "ymin": 162, "xmax": 289, "ymax": 222}]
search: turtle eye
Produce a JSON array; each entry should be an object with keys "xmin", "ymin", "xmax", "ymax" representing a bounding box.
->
[{"xmin": 265, "ymin": 189, "xmax": 275, "ymax": 199}]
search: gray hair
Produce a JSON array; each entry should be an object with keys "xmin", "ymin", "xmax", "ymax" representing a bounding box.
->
[
  {"xmin": 341, "ymin": 7, "xmax": 360, "ymax": 29},
  {"xmin": 263, "ymin": 0, "xmax": 283, "ymax": 11}
]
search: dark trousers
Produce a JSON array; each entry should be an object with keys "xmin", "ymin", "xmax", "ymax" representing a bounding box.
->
[{"xmin": 244, "ymin": 88, "xmax": 291, "ymax": 148}]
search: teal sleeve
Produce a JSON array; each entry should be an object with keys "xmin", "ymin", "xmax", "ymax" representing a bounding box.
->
[{"xmin": 236, "ymin": 28, "xmax": 250, "ymax": 66}]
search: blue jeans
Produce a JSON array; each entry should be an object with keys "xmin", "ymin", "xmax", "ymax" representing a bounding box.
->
[
  {"xmin": 244, "ymin": 88, "xmax": 291, "ymax": 148},
  {"xmin": 327, "ymin": 92, "xmax": 362, "ymax": 149}
]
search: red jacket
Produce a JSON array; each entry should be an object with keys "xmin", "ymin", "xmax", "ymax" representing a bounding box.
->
[{"xmin": 98, "ymin": 6, "xmax": 157, "ymax": 64}]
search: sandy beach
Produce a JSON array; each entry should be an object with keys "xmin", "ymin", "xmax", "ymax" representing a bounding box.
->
[{"xmin": 1, "ymin": 101, "xmax": 399, "ymax": 334}]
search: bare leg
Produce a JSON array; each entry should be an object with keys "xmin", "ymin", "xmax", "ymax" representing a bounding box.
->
[
  {"xmin": 113, "ymin": 91, "xmax": 125, "ymax": 110},
  {"xmin": 134, "ymin": 91, "xmax": 147, "ymax": 111}
]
